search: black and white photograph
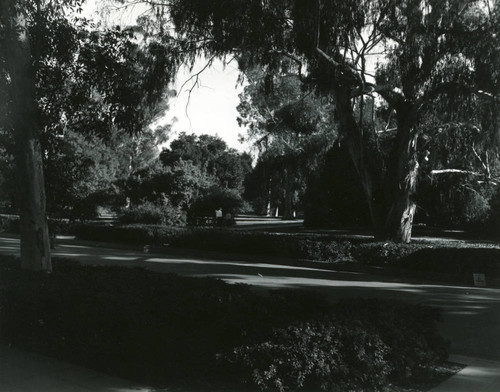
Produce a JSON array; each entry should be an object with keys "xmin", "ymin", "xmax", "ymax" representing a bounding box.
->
[{"xmin": 1, "ymin": 0, "xmax": 499, "ymax": 390}]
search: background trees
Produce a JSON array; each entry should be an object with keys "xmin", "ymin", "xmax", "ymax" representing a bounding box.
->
[
  {"xmin": 120, "ymin": 133, "xmax": 252, "ymax": 224},
  {"xmin": 237, "ymin": 68, "xmax": 336, "ymax": 218},
  {"xmin": 167, "ymin": 0, "xmax": 499, "ymax": 241},
  {"xmin": 0, "ymin": 0, "xmax": 178, "ymax": 269}
]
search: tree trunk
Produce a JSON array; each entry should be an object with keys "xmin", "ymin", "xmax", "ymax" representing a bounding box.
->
[
  {"xmin": 282, "ymin": 170, "xmax": 294, "ymax": 220},
  {"xmin": 383, "ymin": 103, "xmax": 419, "ymax": 243},
  {"xmin": 2, "ymin": 0, "xmax": 52, "ymax": 270},
  {"xmin": 334, "ymin": 89, "xmax": 421, "ymax": 243},
  {"xmin": 333, "ymin": 88, "xmax": 385, "ymax": 239}
]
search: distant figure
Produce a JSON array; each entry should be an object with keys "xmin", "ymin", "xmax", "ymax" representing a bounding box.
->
[
  {"xmin": 215, "ymin": 208, "xmax": 223, "ymax": 226},
  {"xmin": 224, "ymin": 212, "xmax": 232, "ymax": 227},
  {"xmin": 49, "ymin": 232, "xmax": 56, "ymax": 249}
]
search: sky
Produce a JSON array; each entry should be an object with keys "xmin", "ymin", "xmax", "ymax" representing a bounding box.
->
[
  {"xmin": 82, "ymin": 0, "xmax": 250, "ymax": 153},
  {"xmin": 160, "ymin": 58, "xmax": 249, "ymax": 152}
]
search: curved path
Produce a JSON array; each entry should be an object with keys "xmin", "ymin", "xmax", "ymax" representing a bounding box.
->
[{"xmin": 1, "ymin": 235, "xmax": 500, "ymax": 362}]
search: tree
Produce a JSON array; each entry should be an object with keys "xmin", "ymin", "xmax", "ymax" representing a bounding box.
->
[
  {"xmin": 0, "ymin": 0, "xmax": 56, "ymax": 270},
  {"xmin": 237, "ymin": 67, "xmax": 335, "ymax": 218},
  {"xmin": 166, "ymin": 0, "xmax": 499, "ymax": 242},
  {"xmin": 160, "ymin": 133, "xmax": 252, "ymax": 192},
  {"xmin": 0, "ymin": 0, "xmax": 178, "ymax": 269}
]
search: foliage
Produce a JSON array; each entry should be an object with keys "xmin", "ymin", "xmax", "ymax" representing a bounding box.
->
[
  {"xmin": 0, "ymin": 256, "xmax": 448, "ymax": 390},
  {"xmin": 118, "ymin": 199, "xmax": 186, "ymax": 226},
  {"xmin": 352, "ymin": 242, "xmax": 423, "ymax": 267},
  {"xmin": 167, "ymin": 0, "xmax": 500, "ymax": 241},
  {"xmin": 1, "ymin": 4, "xmax": 178, "ymax": 220},
  {"xmin": 72, "ymin": 222, "xmax": 500, "ymax": 284},
  {"xmin": 74, "ymin": 223, "xmax": 353, "ymax": 261},
  {"xmin": 0, "ymin": 215, "xmax": 19, "ymax": 234},
  {"xmin": 238, "ymin": 68, "xmax": 336, "ymax": 218},
  {"xmin": 73, "ymin": 223, "xmax": 188, "ymax": 245},
  {"xmin": 228, "ymin": 319, "xmax": 391, "ymax": 391},
  {"xmin": 333, "ymin": 299, "xmax": 449, "ymax": 379},
  {"xmin": 123, "ymin": 160, "xmax": 213, "ymax": 210},
  {"xmin": 188, "ymin": 187, "xmax": 244, "ymax": 218},
  {"xmin": 121, "ymin": 133, "xmax": 252, "ymax": 223},
  {"xmin": 228, "ymin": 299, "xmax": 448, "ymax": 391},
  {"xmin": 415, "ymin": 123, "xmax": 500, "ymax": 228},
  {"xmin": 160, "ymin": 133, "xmax": 252, "ymax": 192},
  {"xmin": 0, "ymin": 215, "xmax": 73, "ymax": 235}
]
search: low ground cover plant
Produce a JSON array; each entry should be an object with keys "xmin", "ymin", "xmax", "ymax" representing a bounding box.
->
[{"xmin": 0, "ymin": 255, "xmax": 451, "ymax": 391}]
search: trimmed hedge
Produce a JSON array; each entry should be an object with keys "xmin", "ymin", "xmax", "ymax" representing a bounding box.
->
[
  {"xmin": 73, "ymin": 224, "xmax": 500, "ymax": 284},
  {"xmin": 0, "ymin": 255, "xmax": 449, "ymax": 391},
  {"xmin": 0, "ymin": 215, "xmax": 73, "ymax": 235},
  {"xmin": 117, "ymin": 201, "xmax": 186, "ymax": 226},
  {"xmin": 0, "ymin": 215, "xmax": 19, "ymax": 233},
  {"xmin": 73, "ymin": 223, "xmax": 188, "ymax": 245},
  {"xmin": 74, "ymin": 223, "xmax": 353, "ymax": 261}
]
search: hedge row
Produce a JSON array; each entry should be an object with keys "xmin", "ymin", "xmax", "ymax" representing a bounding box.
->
[
  {"xmin": 0, "ymin": 255, "xmax": 449, "ymax": 391},
  {"xmin": 72, "ymin": 224, "xmax": 500, "ymax": 282},
  {"xmin": 73, "ymin": 223, "xmax": 354, "ymax": 261},
  {"xmin": 4, "ymin": 220, "xmax": 499, "ymax": 282},
  {"xmin": 0, "ymin": 215, "xmax": 73, "ymax": 235}
]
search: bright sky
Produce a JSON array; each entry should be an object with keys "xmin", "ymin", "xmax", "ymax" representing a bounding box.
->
[
  {"xmin": 82, "ymin": 0, "xmax": 250, "ymax": 153},
  {"xmin": 161, "ymin": 58, "xmax": 249, "ymax": 152}
]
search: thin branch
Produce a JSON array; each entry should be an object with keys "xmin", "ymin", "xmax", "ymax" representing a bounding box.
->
[{"xmin": 430, "ymin": 169, "xmax": 481, "ymax": 176}]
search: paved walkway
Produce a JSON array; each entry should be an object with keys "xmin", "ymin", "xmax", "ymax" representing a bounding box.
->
[
  {"xmin": 1, "ymin": 235, "xmax": 500, "ymax": 390},
  {"xmin": 431, "ymin": 355, "xmax": 500, "ymax": 391},
  {"xmin": 0, "ymin": 345, "xmax": 152, "ymax": 391},
  {"xmin": 1, "ymin": 345, "xmax": 499, "ymax": 391}
]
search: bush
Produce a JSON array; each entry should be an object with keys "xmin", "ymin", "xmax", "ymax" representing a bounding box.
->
[
  {"xmin": 352, "ymin": 242, "xmax": 421, "ymax": 266},
  {"xmin": 0, "ymin": 215, "xmax": 19, "ymax": 233},
  {"xmin": 333, "ymin": 299, "xmax": 449, "ymax": 379},
  {"xmin": 399, "ymin": 248, "xmax": 500, "ymax": 277},
  {"xmin": 227, "ymin": 320, "xmax": 391, "ymax": 391},
  {"xmin": 188, "ymin": 187, "xmax": 244, "ymax": 218},
  {"xmin": 0, "ymin": 215, "xmax": 73, "ymax": 236},
  {"xmin": 171, "ymin": 230, "xmax": 353, "ymax": 261},
  {"xmin": 226, "ymin": 299, "xmax": 448, "ymax": 391},
  {"xmin": 74, "ymin": 224, "xmax": 353, "ymax": 261},
  {"xmin": 73, "ymin": 223, "xmax": 188, "ymax": 245},
  {"xmin": 118, "ymin": 200, "xmax": 186, "ymax": 226}
]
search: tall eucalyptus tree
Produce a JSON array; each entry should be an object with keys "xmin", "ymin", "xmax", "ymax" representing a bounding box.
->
[{"xmin": 166, "ymin": 0, "xmax": 499, "ymax": 241}]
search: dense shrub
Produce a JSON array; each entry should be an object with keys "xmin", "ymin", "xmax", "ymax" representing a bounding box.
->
[
  {"xmin": 188, "ymin": 187, "xmax": 244, "ymax": 218},
  {"xmin": 352, "ymin": 242, "xmax": 421, "ymax": 266},
  {"xmin": 72, "ymin": 223, "xmax": 500, "ymax": 284},
  {"xmin": 74, "ymin": 224, "xmax": 353, "ymax": 261},
  {"xmin": 118, "ymin": 200, "xmax": 186, "ymax": 226},
  {"xmin": 227, "ymin": 320, "xmax": 391, "ymax": 391},
  {"xmin": 171, "ymin": 230, "xmax": 353, "ymax": 261},
  {"xmin": 0, "ymin": 215, "xmax": 73, "ymax": 235},
  {"xmin": 399, "ymin": 248, "xmax": 500, "ymax": 277},
  {"xmin": 0, "ymin": 215, "xmax": 19, "ymax": 233},
  {"xmin": 227, "ymin": 299, "xmax": 448, "ymax": 391},
  {"xmin": 352, "ymin": 242, "xmax": 500, "ymax": 282},
  {"xmin": 333, "ymin": 299, "xmax": 449, "ymax": 379},
  {"xmin": 73, "ymin": 223, "xmax": 188, "ymax": 245}
]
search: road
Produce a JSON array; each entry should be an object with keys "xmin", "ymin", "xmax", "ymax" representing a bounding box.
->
[{"xmin": 1, "ymin": 235, "xmax": 500, "ymax": 362}]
